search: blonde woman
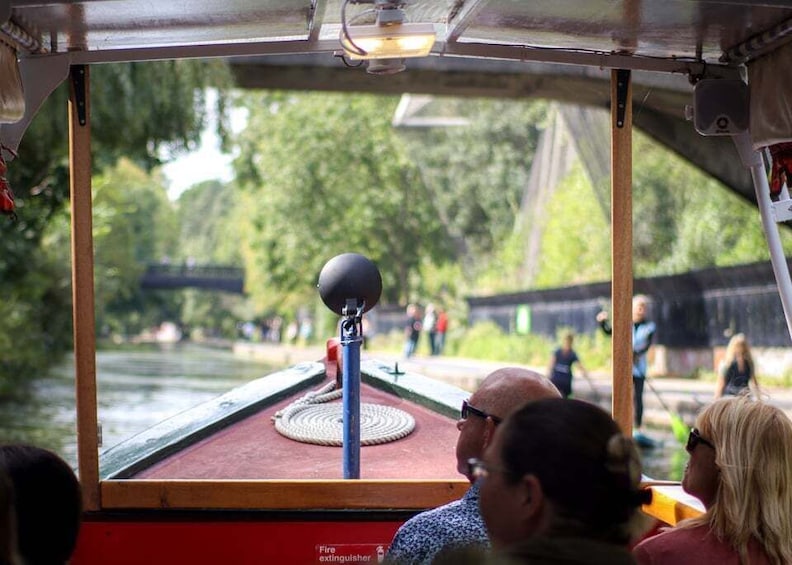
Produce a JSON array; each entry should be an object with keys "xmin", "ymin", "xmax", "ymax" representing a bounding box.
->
[
  {"xmin": 633, "ymin": 397, "xmax": 792, "ymax": 564},
  {"xmin": 715, "ymin": 333, "xmax": 760, "ymax": 398}
]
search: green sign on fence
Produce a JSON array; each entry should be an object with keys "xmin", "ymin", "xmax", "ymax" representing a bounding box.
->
[{"xmin": 515, "ymin": 305, "xmax": 531, "ymax": 335}]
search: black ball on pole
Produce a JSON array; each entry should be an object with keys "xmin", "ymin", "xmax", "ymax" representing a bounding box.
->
[{"xmin": 317, "ymin": 253, "xmax": 382, "ymax": 315}]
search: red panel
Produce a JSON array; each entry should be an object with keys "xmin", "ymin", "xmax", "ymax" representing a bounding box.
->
[{"xmin": 71, "ymin": 520, "xmax": 402, "ymax": 565}]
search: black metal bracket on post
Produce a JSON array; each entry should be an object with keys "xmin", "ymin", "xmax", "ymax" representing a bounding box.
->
[
  {"xmin": 615, "ymin": 69, "xmax": 630, "ymax": 129},
  {"xmin": 70, "ymin": 65, "xmax": 87, "ymax": 126}
]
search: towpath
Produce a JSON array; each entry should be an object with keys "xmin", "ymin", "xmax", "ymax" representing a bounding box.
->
[{"xmin": 233, "ymin": 342, "xmax": 792, "ymax": 429}]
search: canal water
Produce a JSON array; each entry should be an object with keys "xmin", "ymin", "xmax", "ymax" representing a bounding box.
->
[
  {"xmin": 0, "ymin": 344, "xmax": 280, "ymax": 469},
  {"xmin": 0, "ymin": 344, "xmax": 686, "ymax": 480}
]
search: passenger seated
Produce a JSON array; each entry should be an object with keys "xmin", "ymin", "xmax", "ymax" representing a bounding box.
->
[
  {"xmin": 385, "ymin": 368, "xmax": 560, "ymax": 565},
  {"xmin": 0, "ymin": 445, "xmax": 82, "ymax": 565},
  {"xmin": 476, "ymin": 398, "xmax": 650, "ymax": 564},
  {"xmin": 0, "ymin": 470, "xmax": 20, "ymax": 565},
  {"xmin": 633, "ymin": 396, "xmax": 792, "ymax": 564}
]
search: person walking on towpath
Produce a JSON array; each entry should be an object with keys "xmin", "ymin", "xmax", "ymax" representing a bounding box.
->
[{"xmin": 547, "ymin": 332, "xmax": 590, "ymax": 399}]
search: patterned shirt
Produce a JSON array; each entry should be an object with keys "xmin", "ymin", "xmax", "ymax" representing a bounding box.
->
[{"xmin": 385, "ymin": 481, "xmax": 489, "ymax": 565}]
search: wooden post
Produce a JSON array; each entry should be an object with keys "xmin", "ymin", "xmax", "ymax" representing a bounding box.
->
[
  {"xmin": 69, "ymin": 64, "xmax": 100, "ymax": 510},
  {"xmin": 610, "ymin": 69, "xmax": 634, "ymax": 434}
]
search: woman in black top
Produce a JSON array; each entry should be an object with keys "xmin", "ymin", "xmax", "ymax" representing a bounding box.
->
[{"xmin": 716, "ymin": 333, "xmax": 761, "ymax": 398}]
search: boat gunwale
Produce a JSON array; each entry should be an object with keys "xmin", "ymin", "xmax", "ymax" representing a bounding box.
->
[
  {"xmin": 96, "ymin": 356, "xmax": 473, "ymax": 510},
  {"xmin": 95, "ymin": 355, "xmax": 703, "ymax": 522}
]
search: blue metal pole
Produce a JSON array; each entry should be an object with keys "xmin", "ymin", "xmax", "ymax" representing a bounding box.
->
[{"xmin": 340, "ymin": 302, "xmax": 363, "ymax": 479}]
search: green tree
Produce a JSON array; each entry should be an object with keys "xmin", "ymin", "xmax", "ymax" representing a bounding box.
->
[
  {"xmin": 176, "ymin": 179, "xmax": 241, "ymax": 265},
  {"xmin": 0, "ymin": 60, "xmax": 231, "ymax": 387},
  {"xmin": 173, "ymin": 179, "xmax": 250, "ymax": 339},
  {"xmin": 632, "ymin": 130, "xmax": 792, "ymax": 276},
  {"xmin": 534, "ymin": 162, "xmax": 611, "ymax": 287},
  {"xmin": 233, "ymin": 92, "xmax": 447, "ymax": 312},
  {"xmin": 91, "ymin": 158, "xmax": 180, "ymax": 336}
]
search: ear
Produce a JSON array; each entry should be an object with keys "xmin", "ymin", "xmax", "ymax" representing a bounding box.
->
[
  {"xmin": 482, "ymin": 417, "xmax": 498, "ymax": 448},
  {"xmin": 519, "ymin": 474, "xmax": 545, "ymax": 524}
]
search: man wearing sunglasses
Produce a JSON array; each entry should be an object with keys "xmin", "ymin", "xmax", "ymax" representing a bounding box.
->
[{"xmin": 385, "ymin": 367, "xmax": 560, "ymax": 565}]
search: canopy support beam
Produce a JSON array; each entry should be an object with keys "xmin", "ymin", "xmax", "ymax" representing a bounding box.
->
[
  {"xmin": 610, "ymin": 69, "xmax": 634, "ymax": 434},
  {"xmin": 69, "ymin": 64, "xmax": 100, "ymax": 511}
]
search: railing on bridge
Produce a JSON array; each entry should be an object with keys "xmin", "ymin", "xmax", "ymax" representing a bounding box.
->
[{"xmin": 140, "ymin": 264, "xmax": 245, "ymax": 294}]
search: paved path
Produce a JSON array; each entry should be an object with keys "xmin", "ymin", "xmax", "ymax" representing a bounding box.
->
[{"xmin": 233, "ymin": 342, "xmax": 792, "ymax": 428}]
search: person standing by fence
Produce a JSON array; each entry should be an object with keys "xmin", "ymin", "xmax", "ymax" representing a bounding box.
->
[{"xmin": 597, "ymin": 295, "xmax": 656, "ymax": 432}]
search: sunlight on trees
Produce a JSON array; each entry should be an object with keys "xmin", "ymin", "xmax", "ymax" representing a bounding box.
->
[{"xmin": 3, "ymin": 75, "xmax": 788, "ymax": 389}]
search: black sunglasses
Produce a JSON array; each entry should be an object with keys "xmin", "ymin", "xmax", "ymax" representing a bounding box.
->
[
  {"xmin": 461, "ymin": 399, "xmax": 502, "ymax": 425},
  {"xmin": 686, "ymin": 428, "xmax": 715, "ymax": 453}
]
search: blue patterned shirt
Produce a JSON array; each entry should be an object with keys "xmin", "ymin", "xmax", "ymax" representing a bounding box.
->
[{"xmin": 386, "ymin": 481, "xmax": 489, "ymax": 564}]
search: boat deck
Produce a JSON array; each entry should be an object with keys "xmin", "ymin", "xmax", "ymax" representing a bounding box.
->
[{"xmin": 134, "ymin": 380, "xmax": 461, "ymax": 480}]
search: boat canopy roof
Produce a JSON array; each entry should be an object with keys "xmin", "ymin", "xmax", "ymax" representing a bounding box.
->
[
  {"xmin": 1, "ymin": 1, "xmax": 789, "ymax": 70},
  {"xmin": 2, "ymin": 1, "xmax": 792, "ymax": 206}
]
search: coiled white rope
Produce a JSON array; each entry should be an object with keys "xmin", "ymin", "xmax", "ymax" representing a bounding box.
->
[{"xmin": 272, "ymin": 380, "xmax": 416, "ymax": 446}]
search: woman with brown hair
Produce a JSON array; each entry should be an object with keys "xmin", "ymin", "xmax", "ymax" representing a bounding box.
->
[{"xmin": 473, "ymin": 398, "xmax": 650, "ymax": 564}]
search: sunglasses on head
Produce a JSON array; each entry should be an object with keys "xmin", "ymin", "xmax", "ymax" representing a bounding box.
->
[
  {"xmin": 460, "ymin": 399, "xmax": 502, "ymax": 425},
  {"xmin": 686, "ymin": 428, "xmax": 715, "ymax": 453}
]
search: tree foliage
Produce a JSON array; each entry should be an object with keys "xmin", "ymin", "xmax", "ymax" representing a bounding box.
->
[
  {"xmin": 172, "ymin": 179, "xmax": 250, "ymax": 339},
  {"xmin": 0, "ymin": 59, "xmax": 232, "ymax": 387},
  {"xmin": 91, "ymin": 158, "xmax": 182, "ymax": 335},
  {"xmin": 233, "ymin": 92, "xmax": 448, "ymax": 311},
  {"xmin": 534, "ymin": 162, "xmax": 611, "ymax": 288},
  {"xmin": 177, "ymin": 179, "xmax": 241, "ymax": 265},
  {"xmin": 531, "ymin": 127, "xmax": 792, "ymax": 289}
]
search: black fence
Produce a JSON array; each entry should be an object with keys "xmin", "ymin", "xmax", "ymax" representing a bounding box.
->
[
  {"xmin": 316, "ymin": 260, "xmax": 792, "ymax": 349},
  {"xmin": 465, "ymin": 259, "xmax": 792, "ymax": 348}
]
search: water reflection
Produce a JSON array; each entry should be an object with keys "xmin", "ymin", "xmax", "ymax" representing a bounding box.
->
[
  {"xmin": 639, "ymin": 434, "xmax": 688, "ymax": 481},
  {"xmin": 0, "ymin": 345, "xmax": 279, "ymax": 468}
]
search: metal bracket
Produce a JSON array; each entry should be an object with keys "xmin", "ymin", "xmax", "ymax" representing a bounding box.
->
[
  {"xmin": 615, "ymin": 69, "xmax": 630, "ymax": 128},
  {"xmin": 772, "ymin": 199, "xmax": 792, "ymax": 223},
  {"xmin": 70, "ymin": 64, "xmax": 87, "ymax": 126}
]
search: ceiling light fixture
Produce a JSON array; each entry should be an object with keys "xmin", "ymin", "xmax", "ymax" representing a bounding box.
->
[
  {"xmin": 340, "ymin": 21, "xmax": 436, "ymax": 60},
  {"xmin": 339, "ymin": 0, "xmax": 435, "ymax": 71}
]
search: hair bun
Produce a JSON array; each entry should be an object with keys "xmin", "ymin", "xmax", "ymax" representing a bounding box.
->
[
  {"xmin": 603, "ymin": 433, "xmax": 651, "ymax": 516},
  {"xmin": 605, "ymin": 433, "xmax": 642, "ymax": 487}
]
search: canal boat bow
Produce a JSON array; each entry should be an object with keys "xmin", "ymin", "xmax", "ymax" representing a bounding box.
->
[{"xmin": 2, "ymin": 1, "xmax": 792, "ymax": 562}]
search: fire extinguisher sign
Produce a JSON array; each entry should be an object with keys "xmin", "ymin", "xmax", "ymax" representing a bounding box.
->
[{"xmin": 315, "ymin": 544, "xmax": 387, "ymax": 563}]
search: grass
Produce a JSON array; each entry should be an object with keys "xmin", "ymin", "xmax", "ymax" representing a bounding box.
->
[
  {"xmin": 367, "ymin": 322, "xmax": 790, "ymax": 388},
  {"xmin": 368, "ymin": 321, "xmax": 614, "ymax": 372}
]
